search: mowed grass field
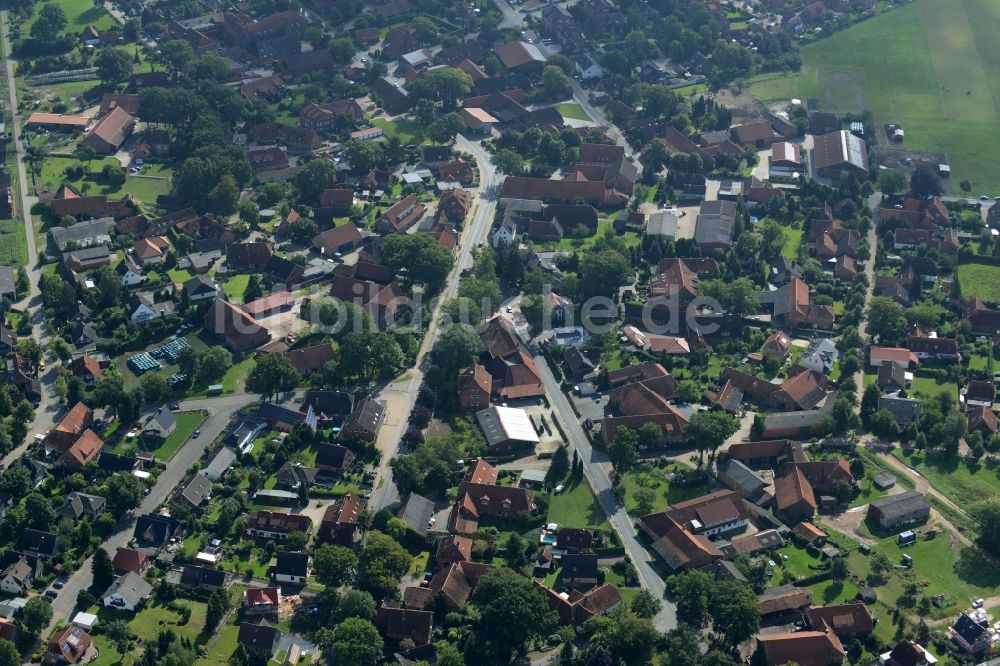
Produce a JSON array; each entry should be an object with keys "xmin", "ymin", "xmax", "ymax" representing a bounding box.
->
[
  {"xmin": 789, "ymin": 0, "xmax": 1000, "ymax": 193},
  {"xmin": 23, "ymin": 0, "xmax": 116, "ymax": 35},
  {"xmin": 957, "ymin": 259, "xmax": 1000, "ymax": 303}
]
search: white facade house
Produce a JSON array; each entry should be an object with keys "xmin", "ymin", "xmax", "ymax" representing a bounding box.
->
[
  {"xmin": 801, "ymin": 338, "xmax": 839, "ymax": 374},
  {"xmin": 574, "ymin": 55, "xmax": 603, "ymax": 80},
  {"xmin": 101, "ymin": 572, "xmax": 152, "ymax": 612},
  {"xmin": 117, "ymin": 259, "xmax": 144, "ymax": 287}
]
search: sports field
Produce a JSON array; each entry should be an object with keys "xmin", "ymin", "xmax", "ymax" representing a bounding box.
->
[{"xmin": 776, "ymin": 0, "xmax": 1000, "ymax": 193}]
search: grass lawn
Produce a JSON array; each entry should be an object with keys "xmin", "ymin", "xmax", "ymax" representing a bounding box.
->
[
  {"xmin": 671, "ymin": 83, "xmax": 709, "ymax": 96},
  {"xmin": 958, "ymin": 260, "xmax": 1000, "ymax": 303},
  {"xmin": 620, "ymin": 464, "xmax": 713, "ymax": 515},
  {"xmin": 749, "ymin": 72, "xmax": 801, "ymax": 105},
  {"xmin": 780, "ymin": 225, "xmax": 803, "ymax": 259},
  {"xmin": 617, "ymin": 587, "xmax": 642, "ymax": 608},
  {"xmin": 223, "ymin": 274, "xmax": 252, "ymax": 302},
  {"xmin": 892, "ymin": 448, "xmax": 1000, "ymax": 507},
  {"xmin": 198, "ymin": 623, "xmax": 240, "ymax": 665},
  {"xmin": 809, "ymin": 578, "xmax": 860, "ymax": 605},
  {"xmin": 535, "ymin": 217, "xmax": 641, "ymax": 252},
  {"xmin": 219, "ymin": 551, "xmax": 272, "ymax": 579},
  {"xmin": 798, "ymin": 0, "xmax": 1000, "ymax": 193},
  {"xmin": 556, "ymin": 102, "xmax": 591, "ymax": 122},
  {"xmin": 546, "ymin": 480, "xmax": 610, "ymax": 531},
  {"xmin": 968, "ymin": 352, "xmax": 993, "ymax": 371},
  {"xmin": 59, "ymin": 78, "xmax": 102, "ymax": 105},
  {"xmin": 167, "ymin": 267, "xmax": 194, "ymax": 285},
  {"xmin": 36, "ymin": 155, "xmax": 126, "ymax": 197},
  {"xmin": 372, "ymin": 117, "xmax": 423, "ymax": 145},
  {"xmin": 91, "ymin": 599, "xmax": 210, "ymax": 665},
  {"xmin": 848, "ymin": 529, "xmax": 1000, "ymax": 618},
  {"xmin": 148, "ymin": 411, "xmax": 206, "ymax": 461},
  {"xmin": 848, "ymin": 474, "xmax": 892, "ymax": 508},
  {"xmin": 121, "ymin": 174, "xmax": 172, "ymax": 204},
  {"xmin": 409, "ymin": 550, "xmax": 431, "ymax": 576},
  {"xmin": 24, "ymin": 0, "xmax": 116, "ymax": 35},
  {"xmin": 908, "ymin": 372, "xmax": 958, "ymax": 400},
  {"xmin": 773, "ymin": 542, "xmax": 826, "ymax": 581}
]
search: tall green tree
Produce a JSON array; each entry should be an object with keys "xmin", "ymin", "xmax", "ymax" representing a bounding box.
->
[
  {"xmin": 313, "ymin": 544, "xmax": 358, "ymax": 588},
  {"xmin": 19, "ymin": 597, "xmax": 52, "ymax": 635},
  {"xmin": 866, "ymin": 296, "xmax": 907, "ymax": 343},
  {"xmin": 246, "ymin": 353, "xmax": 301, "ymax": 398},
  {"xmin": 106, "ymin": 620, "xmax": 133, "ymax": 659},
  {"xmin": 0, "ymin": 638, "xmax": 18, "ymax": 666},
  {"xmin": 357, "ymin": 532, "xmax": 411, "ymax": 599},
  {"xmin": 97, "ymin": 48, "xmax": 133, "ymax": 85},
  {"xmin": 205, "ymin": 587, "xmax": 229, "ymax": 632},
  {"xmin": 107, "ymin": 473, "xmax": 144, "ymax": 514},
  {"xmin": 607, "ymin": 427, "xmax": 639, "ymax": 474},
  {"xmin": 710, "ymin": 580, "xmax": 760, "ymax": 647},
  {"xmin": 30, "ymin": 3, "xmax": 67, "ymax": 41},
  {"xmin": 471, "ymin": 567, "xmax": 557, "ymax": 660},
  {"xmin": 579, "ymin": 249, "xmax": 630, "ymax": 300},
  {"xmin": 433, "ymin": 325, "xmax": 482, "ymax": 375},
  {"xmin": 383, "ymin": 233, "xmax": 454, "ymax": 288},
  {"xmin": 331, "ymin": 618, "xmax": 383, "ymax": 666},
  {"xmin": 91, "ymin": 548, "xmax": 115, "ymax": 593},
  {"xmin": 685, "ymin": 411, "xmax": 738, "ymax": 462}
]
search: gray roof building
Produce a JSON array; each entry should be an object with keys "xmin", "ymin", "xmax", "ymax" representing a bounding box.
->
[
  {"xmin": 179, "ymin": 474, "xmax": 213, "ymax": 507},
  {"xmin": 717, "ymin": 459, "xmax": 768, "ymax": 502},
  {"xmin": 868, "ymin": 490, "xmax": 930, "ymax": 529},
  {"xmin": 645, "ymin": 211, "xmax": 678, "ymax": 239},
  {"xmin": 802, "ymin": 338, "xmax": 839, "ymax": 373},
  {"xmin": 56, "ymin": 492, "xmax": 106, "ymax": 520},
  {"xmin": 878, "ymin": 395, "xmax": 921, "ymax": 426},
  {"xmin": 101, "ymin": 571, "xmax": 153, "ymax": 609},
  {"xmin": 50, "ymin": 218, "xmax": 115, "ymax": 251},
  {"xmin": 398, "ymin": 493, "xmax": 435, "ymax": 535},
  {"xmin": 694, "ymin": 200, "xmax": 737, "ymax": 250},
  {"xmin": 202, "ymin": 446, "xmax": 237, "ymax": 481},
  {"xmin": 275, "ymin": 462, "xmax": 319, "ymax": 489},
  {"xmin": 143, "ymin": 406, "xmax": 176, "ymax": 440}
]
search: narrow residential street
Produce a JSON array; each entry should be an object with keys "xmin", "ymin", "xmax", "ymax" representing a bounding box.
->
[
  {"xmin": 0, "ymin": 10, "xmax": 62, "ymax": 461},
  {"xmin": 368, "ymin": 135, "xmax": 501, "ymax": 511},
  {"xmin": 49, "ymin": 394, "xmax": 261, "ymax": 626},
  {"xmin": 853, "ymin": 194, "xmax": 881, "ymax": 398},
  {"xmin": 533, "ymin": 358, "xmax": 678, "ymax": 632}
]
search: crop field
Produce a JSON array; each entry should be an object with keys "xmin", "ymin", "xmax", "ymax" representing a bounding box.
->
[
  {"xmin": 0, "ymin": 219, "xmax": 27, "ymax": 267},
  {"xmin": 791, "ymin": 0, "xmax": 1000, "ymax": 193}
]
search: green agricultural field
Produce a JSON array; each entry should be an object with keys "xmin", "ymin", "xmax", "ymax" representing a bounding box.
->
[
  {"xmin": 556, "ymin": 102, "xmax": 592, "ymax": 122},
  {"xmin": 797, "ymin": 0, "xmax": 1000, "ymax": 193},
  {"xmin": 0, "ymin": 218, "xmax": 28, "ymax": 267},
  {"xmin": 958, "ymin": 260, "xmax": 1000, "ymax": 303}
]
